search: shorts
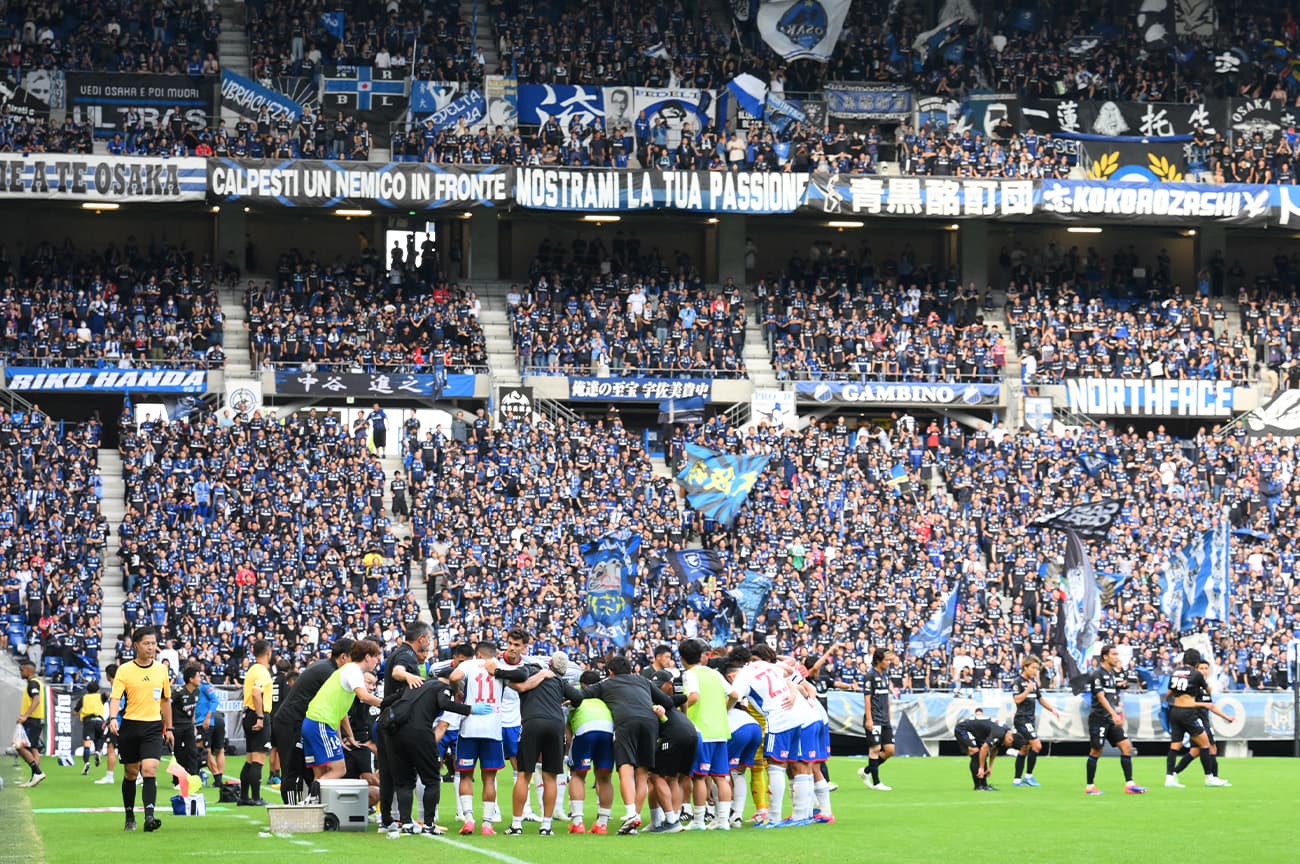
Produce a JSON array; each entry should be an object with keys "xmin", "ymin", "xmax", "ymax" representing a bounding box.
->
[
  {"xmin": 82, "ymin": 716, "xmax": 105, "ymax": 746},
  {"xmin": 301, "ymin": 717, "xmax": 344, "ymax": 767},
  {"xmin": 612, "ymin": 718, "xmax": 658, "ymax": 769},
  {"xmin": 693, "ymin": 738, "xmax": 729, "ymax": 777},
  {"xmin": 117, "ymin": 719, "xmax": 164, "ymax": 764},
  {"xmin": 1088, "ymin": 718, "xmax": 1128, "ymax": 749},
  {"xmin": 502, "ymin": 724, "xmax": 521, "ymax": 760},
  {"xmin": 765, "ymin": 727, "xmax": 804, "ymax": 764},
  {"xmin": 569, "ymin": 730, "xmax": 614, "ymax": 772},
  {"xmin": 243, "ymin": 710, "xmax": 272, "ymax": 752},
  {"xmin": 201, "ymin": 714, "xmax": 227, "ymax": 751},
  {"xmin": 517, "ymin": 720, "xmax": 565, "ymax": 776},
  {"xmin": 1169, "ymin": 707, "xmax": 1207, "ymax": 742},
  {"xmin": 652, "ymin": 727, "xmax": 698, "ymax": 778},
  {"xmin": 801, "ymin": 721, "xmax": 829, "ymax": 763},
  {"xmin": 1200, "ymin": 710, "xmax": 1216, "ymax": 747},
  {"xmin": 728, "ymin": 724, "xmax": 761, "ymax": 769},
  {"xmin": 344, "ymin": 744, "xmax": 374, "ymax": 779},
  {"xmin": 438, "ymin": 729, "xmax": 459, "ymax": 760},
  {"xmin": 456, "ymin": 736, "xmax": 505, "ymax": 772},
  {"xmin": 954, "ymin": 726, "xmax": 979, "ymax": 751},
  {"xmin": 1015, "ymin": 721, "xmax": 1038, "ymax": 741},
  {"xmin": 19, "ymin": 718, "xmax": 43, "ymax": 750},
  {"xmin": 864, "ymin": 723, "xmax": 894, "ymax": 750}
]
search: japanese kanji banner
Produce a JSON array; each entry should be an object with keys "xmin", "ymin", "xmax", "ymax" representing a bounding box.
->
[
  {"xmin": 273, "ymin": 370, "xmax": 476, "ymax": 398},
  {"xmin": 803, "ymin": 174, "xmax": 1036, "ymax": 218},
  {"xmin": 676, "ymin": 443, "xmax": 772, "ymax": 527},
  {"xmin": 1020, "ymin": 98, "xmax": 1224, "ymax": 138}
]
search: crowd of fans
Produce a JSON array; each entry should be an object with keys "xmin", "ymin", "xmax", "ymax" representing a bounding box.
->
[
  {"xmin": 0, "ymin": 238, "xmax": 225, "ymax": 369},
  {"xmin": 0, "ymin": 406, "xmax": 106, "ymax": 682},
  {"xmin": 758, "ymin": 244, "xmax": 1005, "ymax": 383},
  {"xmin": 246, "ymin": 248, "xmax": 487, "ymax": 373},
  {"xmin": 509, "ymin": 235, "xmax": 748, "ymax": 378},
  {"xmin": 113, "ymin": 406, "xmax": 422, "ymax": 681},
  {"xmin": 3, "ymin": 0, "xmax": 221, "ymax": 74}
]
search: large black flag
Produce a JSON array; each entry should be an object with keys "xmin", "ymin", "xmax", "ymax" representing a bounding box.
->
[{"xmin": 1031, "ymin": 499, "xmax": 1123, "ymax": 540}]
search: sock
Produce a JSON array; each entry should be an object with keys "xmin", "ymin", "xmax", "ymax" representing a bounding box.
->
[
  {"xmin": 1175, "ymin": 752, "xmax": 1196, "ymax": 774},
  {"xmin": 596, "ymin": 807, "xmax": 610, "ymax": 826},
  {"xmin": 664, "ymin": 809, "xmax": 678, "ymax": 825},
  {"xmin": 716, "ymin": 800, "xmax": 731, "ymax": 826},
  {"xmin": 624, "ymin": 803, "xmax": 636, "ymax": 821},
  {"xmin": 1015, "ymin": 753, "xmax": 1026, "ymax": 779},
  {"xmin": 813, "ymin": 780, "xmax": 831, "ymax": 816},
  {"xmin": 791, "ymin": 774, "xmax": 813, "ymax": 821},
  {"xmin": 1086, "ymin": 756, "xmax": 1098, "ymax": 785},
  {"xmin": 239, "ymin": 762, "xmax": 252, "ymax": 799},
  {"xmin": 84, "ymin": 746, "xmax": 91, "ymax": 765},
  {"xmin": 650, "ymin": 806, "xmax": 664, "ymax": 828},
  {"xmin": 1120, "ymin": 756, "xmax": 1133, "ymax": 783},
  {"xmin": 459, "ymin": 794, "xmax": 473, "ymax": 821},
  {"xmin": 1026, "ymin": 751, "xmax": 1037, "ymax": 775},
  {"xmin": 970, "ymin": 754, "xmax": 982, "ymax": 788},
  {"xmin": 868, "ymin": 757, "xmax": 881, "ymax": 785},
  {"xmin": 1166, "ymin": 749, "xmax": 1179, "ymax": 775},
  {"xmin": 731, "ymin": 773, "xmax": 747, "ymax": 820},
  {"xmin": 541, "ymin": 818, "xmax": 552, "ymax": 831},
  {"xmin": 142, "ymin": 777, "xmax": 157, "ymax": 819},
  {"xmin": 570, "ymin": 800, "xmax": 584, "ymax": 821},
  {"xmin": 511, "ymin": 817, "xmax": 522, "ymax": 830},
  {"xmin": 122, "ymin": 777, "xmax": 137, "ymax": 816},
  {"xmin": 214, "ymin": 772, "xmax": 222, "ymax": 787},
  {"xmin": 105, "ymin": 770, "xmax": 115, "ymax": 782},
  {"xmin": 692, "ymin": 804, "xmax": 705, "ymax": 823},
  {"xmin": 251, "ymin": 763, "xmax": 262, "ymax": 801},
  {"xmin": 767, "ymin": 766, "xmax": 787, "ymax": 821},
  {"xmin": 1200, "ymin": 751, "xmax": 1218, "ymax": 777},
  {"xmin": 29, "ymin": 760, "xmax": 38, "ymax": 778}
]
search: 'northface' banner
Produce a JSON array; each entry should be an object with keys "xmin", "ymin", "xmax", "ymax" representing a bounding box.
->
[
  {"xmin": 207, "ymin": 160, "xmax": 510, "ymax": 209},
  {"xmin": 66, "ymin": 72, "xmax": 217, "ymax": 139},
  {"xmin": 1062, "ymin": 378, "xmax": 1241, "ymax": 417},
  {"xmin": 0, "ymin": 155, "xmax": 205, "ymax": 201},
  {"xmin": 5, "ymin": 367, "xmax": 208, "ymax": 393},
  {"xmin": 795, "ymin": 380, "xmax": 1001, "ymax": 405}
]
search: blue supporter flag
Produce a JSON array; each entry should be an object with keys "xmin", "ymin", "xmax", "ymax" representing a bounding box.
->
[
  {"xmin": 1160, "ymin": 516, "xmax": 1231, "ymax": 631},
  {"xmin": 887, "ymin": 464, "xmax": 910, "ymax": 496},
  {"xmin": 1010, "ymin": 7, "xmax": 1041, "ymax": 32},
  {"xmin": 731, "ymin": 570, "xmax": 773, "ymax": 628},
  {"xmin": 666, "ymin": 549, "xmax": 724, "ymax": 588},
  {"xmin": 577, "ymin": 534, "xmax": 640, "ymax": 647},
  {"xmin": 726, "ymin": 73, "xmax": 767, "ymax": 118},
  {"xmin": 321, "ymin": 11, "xmax": 345, "ymax": 39},
  {"xmin": 676, "ymin": 444, "xmax": 771, "ymax": 527},
  {"xmin": 907, "ymin": 580, "xmax": 960, "ymax": 657}
]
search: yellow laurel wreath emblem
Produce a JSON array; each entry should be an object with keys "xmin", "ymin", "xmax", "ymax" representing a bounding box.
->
[
  {"xmin": 1148, "ymin": 153, "xmax": 1184, "ymax": 182},
  {"xmin": 1087, "ymin": 151, "xmax": 1119, "ymax": 180}
]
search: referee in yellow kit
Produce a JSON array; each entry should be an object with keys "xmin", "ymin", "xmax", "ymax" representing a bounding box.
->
[
  {"xmin": 240, "ymin": 639, "xmax": 274, "ymax": 806},
  {"xmin": 107, "ymin": 626, "xmax": 173, "ymax": 832}
]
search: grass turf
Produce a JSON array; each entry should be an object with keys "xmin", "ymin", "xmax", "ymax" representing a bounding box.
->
[{"xmin": 10, "ymin": 754, "xmax": 1296, "ymax": 864}]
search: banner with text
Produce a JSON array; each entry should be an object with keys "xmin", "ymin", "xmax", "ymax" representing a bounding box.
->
[
  {"xmin": 5, "ymin": 367, "xmax": 208, "ymax": 393},
  {"xmin": 634, "ymin": 88, "xmax": 716, "ymax": 148},
  {"xmin": 1062, "ymin": 378, "xmax": 1240, "ymax": 417},
  {"xmin": 207, "ymin": 160, "xmax": 510, "ymax": 209},
  {"xmin": 514, "ymin": 167, "xmax": 809, "ymax": 213},
  {"xmin": 1019, "ymin": 98, "xmax": 1222, "ymax": 138},
  {"xmin": 66, "ymin": 72, "xmax": 216, "ymax": 139},
  {"xmin": 567, "ymin": 376, "xmax": 713, "ymax": 402},
  {"xmin": 756, "ymin": 0, "xmax": 853, "ymax": 62},
  {"xmin": 824, "ymin": 82, "xmax": 913, "ymax": 119},
  {"xmin": 274, "ymin": 370, "xmax": 475, "ymax": 398},
  {"xmin": 1, "ymin": 70, "xmax": 62, "ymax": 120},
  {"xmin": 0, "ymin": 155, "xmax": 205, "ymax": 201},
  {"xmin": 795, "ymin": 380, "xmax": 1001, "ymax": 405},
  {"xmin": 220, "ymin": 69, "xmax": 303, "ymax": 122}
]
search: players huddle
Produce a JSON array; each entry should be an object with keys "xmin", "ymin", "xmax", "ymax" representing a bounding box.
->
[{"xmin": 67, "ymin": 630, "xmax": 1233, "ymax": 835}]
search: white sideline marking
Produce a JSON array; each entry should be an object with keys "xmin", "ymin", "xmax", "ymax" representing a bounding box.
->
[{"xmin": 432, "ymin": 834, "xmax": 536, "ymax": 864}]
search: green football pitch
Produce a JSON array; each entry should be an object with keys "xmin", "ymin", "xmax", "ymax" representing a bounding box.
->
[{"xmin": 8, "ymin": 755, "xmax": 1297, "ymax": 864}]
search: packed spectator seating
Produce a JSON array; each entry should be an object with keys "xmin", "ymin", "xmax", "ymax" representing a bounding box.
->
[
  {"xmin": 246, "ymin": 0, "xmax": 480, "ymax": 85},
  {"xmin": 510, "ymin": 236, "xmax": 748, "ymax": 378},
  {"xmin": 209, "ymin": 112, "xmax": 373, "ymax": 160},
  {"xmin": 0, "ymin": 405, "xmax": 106, "ymax": 683},
  {"xmin": 113, "ymin": 408, "xmax": 422, "ymax": 680},
  {"xmin": 0, "ymin": 238, "xmax": 226, "ymax": 369},
  {"xmin": 245, "ymin": 249, "xmax": 487, "ymax": 373},
  {"xmin": 2, "ymin": 0, "xmax": 221, "ymax": 73},
  {"xmin": 759, "ymin": 245, "xmax": 1005, "ymax": 382}
]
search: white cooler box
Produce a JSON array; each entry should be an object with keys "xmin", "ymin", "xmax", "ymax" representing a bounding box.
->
[{"xmin": 317, "ymin": 779, "xmax": 370, "ymax": 831}]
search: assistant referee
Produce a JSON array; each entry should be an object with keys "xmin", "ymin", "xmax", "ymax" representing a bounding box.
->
[
  {"xmin": 240, "ymin": 639, "xmax": 274, "ymax": 805},
  {"xmin": 107, "ymin": 626, "xmax": 174, "ymax": 832}
]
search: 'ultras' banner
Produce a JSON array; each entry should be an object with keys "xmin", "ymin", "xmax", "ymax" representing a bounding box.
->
[
  {"xmin": 66, "ymin": 72, "xmax": 216, "ymax": 139},
  {"xmin": 0, "ymin": 155, "xmax": 206, "ymax": 201},
  {"xmin": 207, "ymin": 160, "xmax": 510, "ymax": 209},
  {"xmin": 5, "ymin": 367, "xmax": 208, "ymax": 393}
]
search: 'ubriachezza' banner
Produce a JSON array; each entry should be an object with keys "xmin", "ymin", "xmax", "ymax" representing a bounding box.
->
[{"xmin": 0, "ymin": 155, "xmax": 205, "ymax": 201}]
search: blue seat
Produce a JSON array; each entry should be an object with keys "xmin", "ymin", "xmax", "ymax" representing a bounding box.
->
[{"xmin": 43, "ymin": 655, "xmax": 64, "ymax": 679}]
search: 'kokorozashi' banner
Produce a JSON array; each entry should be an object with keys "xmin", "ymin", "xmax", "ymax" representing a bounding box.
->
[
  {"xmin": 207, "ymin": 160, "xmax": 510, "ymax": 209},
  {"xmin": 0, "ymin": 155, "xmax": 206, "ymax": 201}
]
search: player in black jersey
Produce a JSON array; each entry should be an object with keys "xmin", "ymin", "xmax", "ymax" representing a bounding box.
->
[
  {"xmin": 857, "ymin": 649, "xmax": 896, "ymax": 791},
  {"xmin": 1164, "ymin": 650, "xmax": 1232, "ymax": 788},
  {"xmin": 1010, "ymin": 656, "xmax": 1061, "ymax": 787},
  {"xmin": 955, "ymin": 718, "xmax": 1024, "ymax": 791},
  {"xmin": 1085, "ymin": 645, "xmax": 1146, "ymax": 795},
  {"xmin": 1172, "ymin": 657, "xmax": 1225, "ymax": 782}
]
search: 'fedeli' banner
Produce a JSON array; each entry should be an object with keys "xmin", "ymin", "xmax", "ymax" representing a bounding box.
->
[
  {"xmin": 0, "ymin": 155, "xmax": 205, "ymax": 201},
  {"xmin": 207, "ymin": 159, "xmax": 510, "ymax": 209},
  {"xmin": 274, "ymin": 370, "xmax": 476, "ymax": 398},
  {"xmin": 4, "ymin": 367, "xmax": 208, "ymax": 393},
  {"xmin": 1061, "ymin": 378, "xmax": 1241, "ymax": 417},
  {"xmin": 795, "ymin": 380, "xmax": 1001, "ymax": 406},
  {"xmin": 568, "ymin": 376, "xmax": 714, "ymax": 402}
]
